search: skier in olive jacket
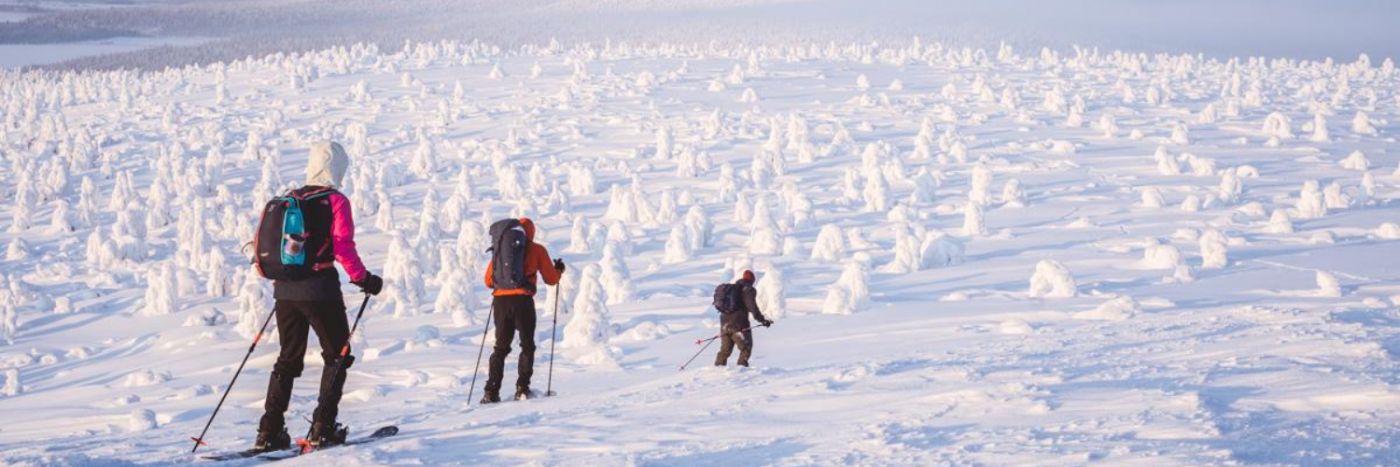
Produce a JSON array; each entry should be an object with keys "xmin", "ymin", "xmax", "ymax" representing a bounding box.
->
[{"xmin": 716, "ymin": 270, "xmax": 773, "ymax": 367}]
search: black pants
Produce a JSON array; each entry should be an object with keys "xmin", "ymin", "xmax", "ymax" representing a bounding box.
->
[
  {"xmin": 259, "ymin": 299, "xmax": 351, "ymax": 433},
  {"xmin": 715, "ymin": 329, "xmax": 754, "ymax": 367},
  {"xmin": 485, "ymin": 295, "xmax": 537, "ymax": 392}
]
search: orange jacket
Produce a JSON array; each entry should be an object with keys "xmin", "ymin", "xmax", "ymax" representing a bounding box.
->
[{"xmin": 483, "ymin": 218, "xmax": 560, "ymax": 296}]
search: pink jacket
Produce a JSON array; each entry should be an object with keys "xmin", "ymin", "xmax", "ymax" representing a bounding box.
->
[{"xmin": 328, "ymin": 192, "xmax": 369, "ymax": 282}]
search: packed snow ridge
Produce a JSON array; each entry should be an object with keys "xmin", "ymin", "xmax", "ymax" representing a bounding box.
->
[{"xmin": 1, "ymin": 38, "xmax": 1399, "ymax": 465}]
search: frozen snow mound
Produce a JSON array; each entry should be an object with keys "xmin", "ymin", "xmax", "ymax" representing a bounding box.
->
[
  {"xmin": 1074, "ymin": 296, "xmax": 1140, "ymax": 321},
  {"xmin": 1028, "ymin": 260, "xmax": 1076, "ymax": 299}
]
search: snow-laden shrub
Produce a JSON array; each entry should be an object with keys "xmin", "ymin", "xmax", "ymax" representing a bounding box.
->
[
  {"xmin": 1309, "ymin": 113, "xmax": 1330, "ymax": 143},
  {"xmin": 128, "ymin": 409, "xmax": 158, "ymax": 432},
  {"xmin": 919, "ymin": 232, "xmax": 965, "ymax": 268},
  {"xmin": 456, "ymin": 220, "xmax": 488, "ymax": 264},
  {"xmin": 810, "ymin": 224, "xmax": 846, "ymax": 262},
  {"xmin": 234, "ymin": 269, "xmax": 271, "ymax": 339},
  {"xmin": 969, "ymin": 164, "xmax": 993, "ymax": 206},
  {"xmin": 48, "ymin": 200, "xmax": 75, "ymax": 234},
  {"xmin": 375, "ymin": 191, "xmax": 395, "ymax": 231},
  {"xmin": 962, "ymin": 203, "xmax": 987, "ymax": 237},
  {"xmin": 684, "ymin": 205, "xmax": 712, "ymax": 250},
  {"xmin": 1295, "ymin": 181, "xmax": 1327, "ymax": 219},
  {"xmin": 654, "ymin": 127, "xmax": 673, "ymax": 161},
  {"xmin": 822, "ymin": 260, "xmax": 870, "ymax": 314},
  {"xmin": 663, "ymin": 225, "xmax": 692, "ymax": 264},
  {"xmin": 384, "ymin": 232, "xmax": 425, "ymax": 317},
  {"xmin": 1316, "ymin": 271, "xmax": 1342, "ymax": 297},
  {"xmin": 598, "ymin": 244, "xmax": 633, "ymax": 305},
  {"xmin": 205, "ymin": 248, "xmax": 232, "ymax": 297},
  {"xmin": 1323, "ymin": 181, "xmax": 1350, "ymax": 209},
  {"xmin": 1184, "ymin": 153, "xmax": 1216, "ymax": 176},
  {"xmin": 1199, "ymin": 229, "xmax": 1229, "ymax": 269},
  {"xmin": 1262, "ymin": 112, "xmax": 1293, "ymax": 141},
  {"xmin": 1, "ymin": 368, "xmax": 18, "ymax": 396},
  {"xmin": 862, "ymin": 170, "xmax": 890, "ymax": 212},
  {"xmin": 1170, "ymin": 122, "xmax": 1190, "ymax": 145},
  {"xmin": 1352, "ymin": 111, "xmax": 1377, "ymax": 135},
  {"xmin": 910, "ymin": 168, "xmax": 939, "ymax": 205},
  {"xmin": 1028, "ymin": 260, "xmax": 1076, "ymax": 298},
  {"xmin": 562, "ymin": 264, "xmax": 620, "ymax": 366},
  {"xmin": 1000, "ymin": 179, "xmax": 1026, "ymax": 208},
  {"xmin": 1154, "ymin": 146, "xmax": 1181, "ymax": 175},
  {"xmin": 140, "ymin": 263, "xmax": 177, "ymax": 316},
  {"xmin": 1266, "ymin": 209, "xmax": 1295, "ymax": 234},
  {"xmin": 569, "ymin": 164, "xmax": 597, "ymax": 197},
  {"xmin": 605, "ymin": 221, "xmax": 634, "ymax": 255},
  {"xmin": 1140, "ymin": 187, "xmax": 1165, "ymax": 208},
  {"xmin": 566, "ymin": 215, "xmax": 591, "ymax": 254},
  {"xmin": 1214, "ymin": 168, "xmax": 1242, "ymax": 204},
  {"xmin": 0, "ymin": 292, "xmax": 16, "ymax": 345},
  {"xmin": 880, "ymin": 228, "xmax": 921, "ymax": 274},
  {"xmin": 1376, "ymin": 222, "xmax": 1400, "ymax": 240},
  {"xmin": 435, "ymin": 267, "xmax": 477, "ymax": 324},
  {"xmin": 5, "ymin": 238, "xmax": 28, "ymax": 262},
  {"xmin": 755, "ymin": 265, "xmax": 787, "ymax": 319},
  {"xmin": 1141, "ymin": 239, "xmax": 1183, "ymax": 269},
  {"xmin": 747, "ymin": 224, "xmax": 783, "ymax": 256},
  {"xmin": 1340, "ymin": 150, "xmax": 1369, "ymax": 171}
]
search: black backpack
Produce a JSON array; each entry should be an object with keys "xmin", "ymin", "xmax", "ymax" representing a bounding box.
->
[
  {"xmin": 253, "ymin": 187, "xmax": 336, "ymax": 281},
  {"xmin": 488, "ymin": 219, "xmax": 530, "ymax": 291},
  {"xmin": 713, "ymin": 283, "xmax": 743, "ymax": 314}
]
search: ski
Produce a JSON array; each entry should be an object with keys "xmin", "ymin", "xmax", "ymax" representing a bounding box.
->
[{"xmin": 199, "ymin": 426, "xmax": 399, "ymax": 462}]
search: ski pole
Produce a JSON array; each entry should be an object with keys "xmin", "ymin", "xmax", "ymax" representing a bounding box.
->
[
  {"xmin": 694, "ymin": 325, "xmax": 757, "ymax": 345},
  {"xmin": 189, "ymin": 308, "xmax": 277, "ymax": 453},
  {"xmin": 545, "ymin": 281, "xmax": 561, "ymax": 397},
  {"xmin": 466, "ymin": 306, "xmax": 494, "ymax": 406},
  {"xmin": 300, "ymin": 294, "xmax": 371, "ymax": 445},
  {"xmin": 679, "ymin": 337, "xmax": 717, "ymax": 371}
]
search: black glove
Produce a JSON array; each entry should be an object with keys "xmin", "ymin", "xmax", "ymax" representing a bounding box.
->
[
  {"xmin": 354, "ymin": 273, "xmax": 384, "ymax": 296},
  {"xmin": 760, "ymin": 319, "xmax": 773, "ymax": 327},
  {"xmin": 553, "ymin": 258, "xmax": 566, "ymax": 273}
]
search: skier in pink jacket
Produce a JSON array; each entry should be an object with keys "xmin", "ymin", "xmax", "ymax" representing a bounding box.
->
[{"xmin": 254, "ymin": 141, "xmax": 383, "ymax": 452}]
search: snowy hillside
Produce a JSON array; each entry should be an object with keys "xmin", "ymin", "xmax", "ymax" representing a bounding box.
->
[{"xmin": 1, "ymin": 37, "xmax": 1399, "ymax": 465}]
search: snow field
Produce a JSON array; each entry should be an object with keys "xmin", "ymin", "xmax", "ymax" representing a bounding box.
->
[{"xmin": 0, "ymin": 38, "xmax": 1398, "ymax": 465}]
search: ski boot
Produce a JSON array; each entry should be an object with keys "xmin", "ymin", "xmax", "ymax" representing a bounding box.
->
[
  {"xmin": 307, "ymin": 422, "xmax": 348, "ymax": 449},
  {"xmin": 253, "ymin": 427, "xmax": 291, "ymax": 453},
  {"xmin": 480, "ymin": 389, "xmax": 501, "ymax": 404},
  {"xmin": 514, "ymin": 385, "xmax": 533, "ymax": 401}
]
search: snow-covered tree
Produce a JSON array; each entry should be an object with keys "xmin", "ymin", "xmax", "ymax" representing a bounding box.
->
[
  {"xmin": 822, "ymin": 260, "xmax": 870, "ymax": 315},
  {"xmin": 1199, "ymin": 229, "xmax": 1229, "ymax": 269},
  {"xmin": 755, "ymin": 264, "xmax": 787, "ymax": 319},
  {"xmin": 598, "ymin": 244, "xmax": 633, "ymax": 305},
  {"xmin": 140, "ymin": 263, "xmax": 178, "ymax": 316},
  {"xmin": 384, "ymin": 232, "xmax": 425, "ymax": 316},
  {"xmin": 962, "ymin": 202, "xmax": 987, "ymax": 237},
  {"xmin": 662, "ymin": 225, "xmax": 692, "ymax": 264},
  {"xmin": 562, "ymin": 264, "xmax": 619, "ymax": 366}
]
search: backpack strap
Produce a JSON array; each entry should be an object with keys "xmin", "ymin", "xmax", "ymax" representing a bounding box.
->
[{"xmin": 289, "ymin": 186, "xmax": 337, "ymax": 201}]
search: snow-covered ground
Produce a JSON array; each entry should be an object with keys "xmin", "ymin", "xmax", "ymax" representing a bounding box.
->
[{"xmin": 2, "ymin": 17, "xmax": 1400, "ymax": 467}]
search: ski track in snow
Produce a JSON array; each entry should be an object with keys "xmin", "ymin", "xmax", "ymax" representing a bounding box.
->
[{"xmin": 1, "ymin": 36, "xmax": 1399, "ymax": 466}]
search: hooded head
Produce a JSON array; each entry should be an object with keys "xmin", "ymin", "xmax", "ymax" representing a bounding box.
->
[
  {"xmin": 741, "ymin": 269, "xmax": 756, "ymax": 284},
  {"xmin": 305, "ymin": 141, "xmax": 350, "ymax": 188},
  {"xmin": 518, "ymin": 217, "xmax": 536, "ymax": 243}
]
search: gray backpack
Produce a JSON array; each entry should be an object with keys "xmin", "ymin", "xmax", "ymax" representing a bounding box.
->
[{"xmin": 488, "ymin": 219, "xmax": 529, "ymax": 291}]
